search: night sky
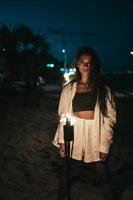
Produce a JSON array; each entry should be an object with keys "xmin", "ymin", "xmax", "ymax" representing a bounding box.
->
[{"xmin": 0, "ymin": 0, "xmax": 133, "ymax": 71}]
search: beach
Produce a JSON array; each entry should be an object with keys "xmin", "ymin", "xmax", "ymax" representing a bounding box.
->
[{"xmin": 0, "ymin": 92, "xmax": 133, "ymax": 200}]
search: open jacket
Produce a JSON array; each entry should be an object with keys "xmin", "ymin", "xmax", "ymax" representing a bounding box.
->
[{"xmin": 53, "ymin": 81, "xmax": 116, "ymax": 155}]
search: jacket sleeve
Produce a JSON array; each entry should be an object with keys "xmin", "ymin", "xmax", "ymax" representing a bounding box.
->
[
  {"xmin": 52, "ymin": 85, "xmax": 71, "ymax": 147},
  {"xmin": 99, "ymin": 87, "xmax": 117, "ymax": 154}
]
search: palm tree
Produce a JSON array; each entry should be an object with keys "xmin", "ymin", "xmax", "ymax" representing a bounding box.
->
[
  {"xmin": 12, "ymin": 25, "xmax": 51, "ymax": 107},
  {"xmin": 0, "ymin": 24, "xmax": 61, "ymax": 107},
  {"xmin": 13, "ymin": 25, "xmax": 50, "ymax": 84}
]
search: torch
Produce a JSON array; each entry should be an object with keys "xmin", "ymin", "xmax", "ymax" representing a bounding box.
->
[{"xmin": 63, "ymin": 118, "xmax": 74, "ymax": 200}]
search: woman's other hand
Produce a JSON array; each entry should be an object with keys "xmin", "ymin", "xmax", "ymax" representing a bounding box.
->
[
  {"xmin": 59, "ymin": 144, "xmax": 65, "ymax": 157},
  {"xmin": 99, "ymin": 152, "xmax": 108, "ymax": 162}
]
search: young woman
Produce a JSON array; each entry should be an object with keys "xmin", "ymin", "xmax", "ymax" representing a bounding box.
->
[{"xmin": 53, "ymin": 46, "xmax": 116, "ymax": 200}]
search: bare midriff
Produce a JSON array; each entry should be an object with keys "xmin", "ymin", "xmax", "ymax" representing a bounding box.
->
[{"xmin": 74, "ymin": 111, "xmax": 94, "ymax": 119}]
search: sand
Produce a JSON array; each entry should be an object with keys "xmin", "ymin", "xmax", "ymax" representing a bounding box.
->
[{"xmin": 0, "ymin": 93, "xmax": 133, "ymax": 200}]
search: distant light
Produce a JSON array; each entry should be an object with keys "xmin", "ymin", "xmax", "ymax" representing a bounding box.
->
[
  {"xmin": 62, "ymin": 49, "xmax": 66, "ymax": 53},
  {"xmin": 2, "ymin": 48, "xmax": 6, "ymax": 51},
  {"xmin": 60, "ymin": 67, "xmax": 76, "ymax": 74},
  {"xmin": 130, "ymin": 51, "xmax": 133, "ymax": 55},
  {"xmin": 38, "ymin": 76, "xmax": 44, "ymax": 84},
  {"xmin": 60, "ymin": 68, "xmax": 64, "ymax": 72},
  {"xmin": 127, "ymin": 70, "xmax": 132, "ymax": 74},
  {"xmin": 60, "ymin": 67, "xmax": 68, "ymax": 73},
  {"xmin": 46, "ymin": 63, "xmax": 54, "ymax": 68}
]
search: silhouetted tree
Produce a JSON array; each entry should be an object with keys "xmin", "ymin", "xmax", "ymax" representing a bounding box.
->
[{"xmin": 0, "ymin": 24, "xmax": 55, "ymax": 107}]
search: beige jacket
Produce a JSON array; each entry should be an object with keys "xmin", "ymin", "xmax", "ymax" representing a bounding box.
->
[{"xmin": 53, "ymin": 81, "xmax": 116, "ymax": 154}]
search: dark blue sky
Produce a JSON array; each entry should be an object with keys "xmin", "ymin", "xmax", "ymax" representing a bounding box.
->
[{"xmin": 0, "ymin": 0, "xmax": 133, "ymax": 71}]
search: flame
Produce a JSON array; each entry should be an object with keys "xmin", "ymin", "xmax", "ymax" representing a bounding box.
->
[
  {"xmin": 63, "ymin": 69, "xmax": 76, "ymax": 85},
  {"xmin": 60, "ymin": 113, "xmax": 76, "ymax": 126}
]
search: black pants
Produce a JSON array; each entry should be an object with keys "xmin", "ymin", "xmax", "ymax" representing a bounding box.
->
[{"xmin": 57, "ymin": 158, "xmax": 113, "ymax": 200}]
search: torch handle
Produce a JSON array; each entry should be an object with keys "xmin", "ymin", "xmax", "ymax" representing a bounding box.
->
[{"xmin": 65, "ymin": 141, "xmax": 71, "ymax": 200}]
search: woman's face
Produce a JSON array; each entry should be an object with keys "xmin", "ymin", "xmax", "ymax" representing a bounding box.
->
[{"xmin": 77, "ymin": 54, "xmax": 92, "ymax": 75}]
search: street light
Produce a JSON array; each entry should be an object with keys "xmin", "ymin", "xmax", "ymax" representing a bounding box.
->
[
  {"xmin": 62, "ymin": 49, "xmax": 67, "ymax": 68},
  {"xmin": 130, "ymin": 51, "xmax": 133, "ymax": 55}
]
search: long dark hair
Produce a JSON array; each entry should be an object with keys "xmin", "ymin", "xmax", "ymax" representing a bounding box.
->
[{"xmin": 70, "ymin": 46, "xmax": 115, "ymax": 117}]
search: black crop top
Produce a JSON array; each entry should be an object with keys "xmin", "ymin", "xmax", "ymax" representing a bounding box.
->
[{"xmin": 72, "ymin": 90, "xmax": 97, "ymax": 112}]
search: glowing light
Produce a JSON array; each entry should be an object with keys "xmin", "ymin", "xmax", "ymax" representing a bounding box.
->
[
  {"xmin": 62, "ymin": 49, "xmax": 66, "ymax": 53},
  {"xmin": 60, "ymin": 113, "xmax": 76, "ymax": 126},
  {"xmin": 130, "ymin": 51, "xmax": 133, "ymax": 55},
  {"xmin": 63, "ymin": 68, "xmax": 76, "ymax": 84},
  {"xmin": 46, "ymin": 63, "xmax": 54, "ymax": 68},
  {"xmin": 60, "ymin": 67, "xmax": 68, "ymax": 72},
  {"xmin": 60, "ymin": 67, "xmax": 76, "ymax": 73},
  {"xmin": 63, "ymin": 72, "xmax": 74, "ymax": 84}
]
